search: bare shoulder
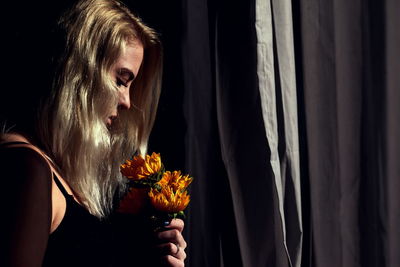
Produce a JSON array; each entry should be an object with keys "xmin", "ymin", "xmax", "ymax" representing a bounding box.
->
[
  {"xmin": 0, "ymin": 140, "xmax": 55, "ymax": 265},
  {"xmin": 0, "ymin": 138, "xmax": 68, "ymax": 232},
  {"xmin": 0, "ymin": 132, "xmax": 30, "ymax": 144},
  {"xmin": 0, "ymin": 133, "xmax": 52, "ymax": 185},
  {"xmin": 0, "ymin": 142, "xmax": 53, "ymax": 229},
  {"xmin": 0, "ymin": 133, "xmax": 70, "ymax": 232},
  {"xmin": 0, "ymin": 144, "xmax": 53, "ymax": 186}
]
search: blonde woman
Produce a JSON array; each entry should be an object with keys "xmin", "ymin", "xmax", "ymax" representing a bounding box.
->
[{"xmin": 0, "ymin": 0, "xmax": 186, "ymax": 266}]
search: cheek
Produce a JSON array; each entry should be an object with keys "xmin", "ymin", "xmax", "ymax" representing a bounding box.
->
[{"xmin": 95, "ymin": 94, "xmax": 118, "ymax": 119}]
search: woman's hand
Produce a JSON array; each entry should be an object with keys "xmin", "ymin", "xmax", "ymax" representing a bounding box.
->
[{"xmin": 155, "ymin": 218, "xmax": 187, "ymax": 266}]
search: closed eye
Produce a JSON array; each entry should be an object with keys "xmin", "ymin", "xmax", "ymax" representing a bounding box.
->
[
  {"xmin": 116, "ymin": 77, "xmax": 128, "ymax": 88},
  {"xmin": 118, "ymin": 68, "xmax": 135, "ymax": 82}
]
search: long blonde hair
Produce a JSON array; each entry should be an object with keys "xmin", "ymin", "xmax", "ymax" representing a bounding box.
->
[{"xmin": 37, "ymin": 0, "xmax": 162, "ymax": 218}]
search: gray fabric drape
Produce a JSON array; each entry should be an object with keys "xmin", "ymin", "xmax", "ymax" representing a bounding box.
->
[
  {"xmin": 385, "ymin": 1, "xmax": 400, "ymax": 265},
  {"xmin": 296, "ymin": 0, "xmax": 400, "ymax": 266},
  {"xmin": 256, "ymin": 0, "xmax": 303, "ymax": 266},
  {"xmin": 129, "ymin": 0, "xmax": 400, "ymax": 266},
  {"xmin": 179, "ymin": 0, "xmax": 292, "ymax": 266}
]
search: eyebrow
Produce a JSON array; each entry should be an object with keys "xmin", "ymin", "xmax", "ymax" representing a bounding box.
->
[{"xmin": 118, "ymin": 68, "xmax": 135, "ymax": 82}]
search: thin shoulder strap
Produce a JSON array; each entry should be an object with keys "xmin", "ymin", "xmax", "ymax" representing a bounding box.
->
[
  {"xmin": 0, "ymin": 141, "xmax": 29, "ymax": 147},
  {"xmin": 1, "ymin": 142, "xmax": 60, "ymax": 175},
  {"xmin": 52, "ymin": 174, "xmax": 72, "ymax": 198},
  {"xmin": 1, "ymin": 141, "xmax": 71, "ymax": 198}
]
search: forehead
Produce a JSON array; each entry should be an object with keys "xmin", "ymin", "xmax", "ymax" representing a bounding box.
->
[{"xmin": 113, "ymin": 40, "xmax": 144, "ymax": 76}]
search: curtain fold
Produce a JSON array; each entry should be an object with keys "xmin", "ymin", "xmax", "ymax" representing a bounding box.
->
[
  {"xmin": 256, "ymin": 0, "xmax": 303, "ymax": 266},
  {"xmin": 181, "ymin": 0, "xmax": 294, "ymax": 266},
  {"xmin": 138, "ymin": 0, "xmax": 400, "ymax": 266},
  {"xmin": 295, "ymin": 0, "xmax": 400, "ymax": 266},
  {"xmin": 385, "ymin": 1, "xmax": 400, "ymax": 266},
  {"xmin": 214, "ymin": 0, "xmax": 285, "ymax": 263},
  {"xmin": 180, "ymin": 0, "xmax": 226, "ymax": 266}
]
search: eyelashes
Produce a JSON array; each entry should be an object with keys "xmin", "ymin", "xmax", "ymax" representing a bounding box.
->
[
  {"xmin": 115, "ymin": 68, "xmax": 135, "ymax": 88},
  {"xmin": 116, "ymin": 77, "xmax": 128, "ymax": 88}
]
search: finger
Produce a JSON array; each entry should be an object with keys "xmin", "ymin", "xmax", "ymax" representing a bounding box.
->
[
  {"xmin": 156, "ymin": 229, "xmax": 187, "ymax": 249},
  {"xmin": 164, "ymin": 219, "xmax": 184, "ymax": 232},
  {"xmin": 156, "ymin": 242, "xmax": 187, "ymax": 260},
  {"xmin": 160, "ymin": 254, "xmax": 185, "ymax": 267}
]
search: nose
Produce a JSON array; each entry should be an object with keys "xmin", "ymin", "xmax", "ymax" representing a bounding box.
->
[{"xmin": 118, "ymin": 87, "xmax": 131, "ymax": 110}]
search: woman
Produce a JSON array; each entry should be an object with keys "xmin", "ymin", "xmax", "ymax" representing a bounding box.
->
[{"xmin": 0, "ymin": 0, "xmax": 187, "ymax": 266}]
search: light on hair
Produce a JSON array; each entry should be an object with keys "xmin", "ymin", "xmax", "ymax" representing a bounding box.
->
[{"xmin": 37, "ymin": 0, "xmax": 162, "ymax": 218}]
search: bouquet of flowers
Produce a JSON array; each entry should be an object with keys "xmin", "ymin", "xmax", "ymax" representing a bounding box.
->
[{"xmin": 118, "ymin": 152, "xmax": 193, "ymax": 224}]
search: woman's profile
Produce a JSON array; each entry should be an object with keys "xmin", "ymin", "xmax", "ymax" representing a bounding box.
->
[{"xmin": 0, "ymin": 0, "xmax": 187, "ymax": 266}]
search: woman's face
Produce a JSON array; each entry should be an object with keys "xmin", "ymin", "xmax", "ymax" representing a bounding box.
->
[{"xmin": 107, "ymin": 40, "xmax": 144, "ymax": 128}]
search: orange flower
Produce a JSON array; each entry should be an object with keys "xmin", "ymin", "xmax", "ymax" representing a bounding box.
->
[
  {"xmin": 118, "ymin": 187, "xmax": 150, "ymax": 214},
  {"xmin": 120, "ymin": 152, "xmax": 162, "ymax": 180},
  {"xmin": 157, "ymin": 171, "xmax": 193, "ymax": 191},
  {"xmin": 148, "ymin": 186, "xmax": 190, "ymax": 213}
]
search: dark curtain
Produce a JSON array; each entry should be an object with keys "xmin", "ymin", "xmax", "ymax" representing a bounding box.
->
[
  {"xmin": 181, "ymin": 0, "xmax": 290, "ymax": 266},
  {"xmin": 135, "ymin": 0, "xmax": 292, "ymax": 266},
  {"xmin": 294, "ymin": 0, "xmax": 400, "ymax": 266},
  {"xmin": 130, "ymin": 0, "xmax": 400, "ymax": 266},
  {"xmin": 141, "ymin": 0, "xmax": 294, "ymax": 266},
  {"xmin": 140, "ymin": 0, "xmax": 400, "ymax": 266}
]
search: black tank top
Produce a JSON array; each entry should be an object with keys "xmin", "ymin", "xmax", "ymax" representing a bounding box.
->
[
  {"xmin": 0, "ymin": 140, "xmax": 155, "ymax": 267},
  {"xmin": 43, "ymin": 175, "xmax": 114, "ymax": 267}
]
